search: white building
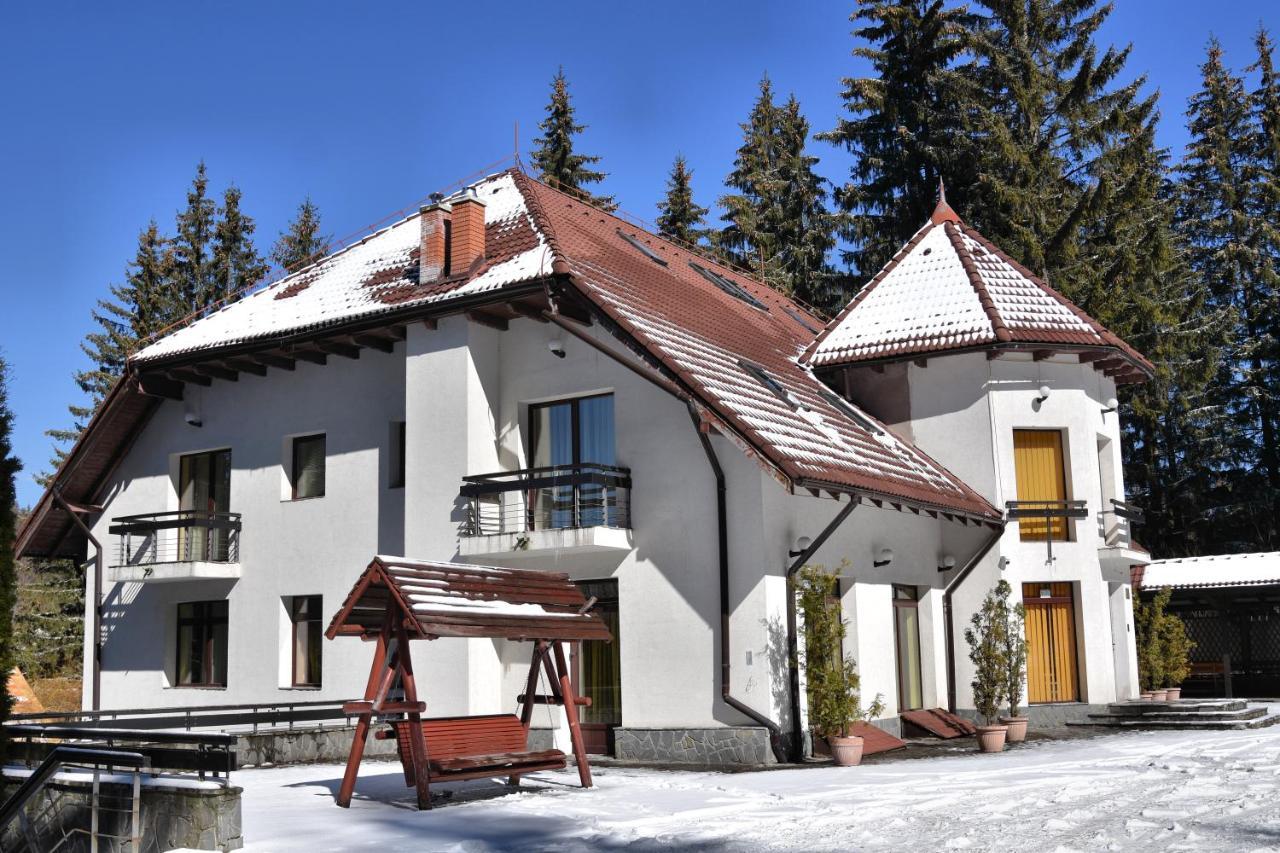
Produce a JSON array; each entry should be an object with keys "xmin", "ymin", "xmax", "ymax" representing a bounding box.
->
[{"xmin": 17, "ymin": 171, "xmax": 1152, "ymax": 762}]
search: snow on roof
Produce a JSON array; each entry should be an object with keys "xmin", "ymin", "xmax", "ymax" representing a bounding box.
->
[
  {"xmin": 133, "ymin": 172, "xmax": 550, "ymax": 362},
  {"xmin": 1141, "ymin": 552, "xmax": 1280, "ymax": 589},
  {"xmin": 805, "ymin": 210, "xmax": 1151, "ymax": 374}
]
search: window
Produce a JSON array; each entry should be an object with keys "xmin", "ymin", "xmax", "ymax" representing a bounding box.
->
[
  {"xmin": 616, "ymin": 229, "xmax": 668, "ymax": 266},
  {"xmin": 818, "ymin": 388, "xmax": 884, "ymax": 436},
  {"xmin": 290, "ymin": 595, "xmax": 323, "ymax": 687},
  {"xmin": 739, "ymin": 360, "xmax": 798, "ymax": 409},
  {"xmin": 1012, "ymin": 429, "xmax": 1069, "ymax": 540},
  {"xmin": 688, "ymin": 261, "xmax": 769, "ymax": 311},
  {"xmin": 390, "ymin": 421, "xmax": 406, "ymax": 489},
  {"xmin": 178, "ymin": 449, "xmax": 232, "ymax": 561},
  {"xmin": 529, "ymin": 394, "xmax": 617, "ymax": 529},
  {"xmin": 784, "ymin": 307, "xmax": 820, "ymax": 334},
  {"xmin": 291, "ymin": 434, "xmax": 326, "ymax": 499},
  {"xmin": 176, "ymin": 600, "xmax": 228, "ymax": 687}
]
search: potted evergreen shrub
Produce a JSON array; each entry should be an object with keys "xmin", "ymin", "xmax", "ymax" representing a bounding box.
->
[
  {"xmin": 965, "ymin": 585, "xmax": 1009, "ymax": 753},
  {"xmin": 796, "ymin": 564, "xmax": 884, "ymax": 766},
  {"xmin": 1135, "ymin": 587, "xmax": 1170, "ymax": 700},
  {"xmin": 993, "ymin": 580, "xmax": 1030, "ymax": 742},
  {"xmin": 1160, "ymin": 607, "xmax": 1195, "ymax": 700}
]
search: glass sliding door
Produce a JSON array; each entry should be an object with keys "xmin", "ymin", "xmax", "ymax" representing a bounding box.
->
[
  {"xmin": 529, "ymin": 394, "xmax": 616, "ymax": 530},
  {"xmin": 893, "ymin": 585, "xmax": 924, "ymax": 711},
  {"xmin": 179, "ymin": 450, "xmax": 231, "ymax": 561},
  {"xmin": 573, "ymin": 579, "xmax": 620, "ymax": 754}
]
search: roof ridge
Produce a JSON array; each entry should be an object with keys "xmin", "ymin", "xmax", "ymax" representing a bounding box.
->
[
  {"xmin": 801, "ymin": 221, "xmax": 938, "ymax": 364},
  {"xmin": 958, "ymin": 224, "xmax": 1153, "ymax": 373},
  {"xmin": 944, "ymin": 222, "xmax": 1012, "ymax": 343}
]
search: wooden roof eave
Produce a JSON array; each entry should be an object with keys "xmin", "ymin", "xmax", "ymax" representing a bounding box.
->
[{"xmin": 812, "ymin": 341, "xmax": 1154, "ymax": 381}]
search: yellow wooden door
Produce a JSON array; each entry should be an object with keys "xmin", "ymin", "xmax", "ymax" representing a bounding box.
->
[
  {"xmin": 1013, "ymin": 430, "xmax": 1068, "ymax": 540},
  {"xmin": 1023, "ymin": 582, "xmax": 1079, "ymax": 703}
]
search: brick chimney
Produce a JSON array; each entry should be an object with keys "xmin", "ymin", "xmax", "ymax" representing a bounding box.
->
[
  {"xmin": 449, "ymin": 186, "xmax": 486, "ymax": 274},
  {"xmin": 418, "ymin": 201, "xmax": 451, "ymax": 284}
]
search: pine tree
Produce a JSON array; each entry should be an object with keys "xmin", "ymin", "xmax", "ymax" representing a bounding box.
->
[
  {"xmin": 718, "ymin": 79, "xmax": 838, "ymax": 306},
  {"xmin": 818, "ymin": 0, "xmax": 977, "ymax": 278},
  {"xmin": 655, "ymin": 156, "xmax": 709, "ymax": 246},
  {"xmin": 211, "ymin": 185, "xmax": 269, "ymax": 305},
  {"xmin": 0, "ymin": 358, "xmax": 21, "ymax": 758},
  {"xmin": 14, "ymin": 510, "xmax": 83, "ymax": 684},
  {"xmin": 531, "ymin": 68, "xmax": 614, "ymax": 210},
  {"xmin": 1176, "ymin": 39, "xmax": 1277, "ymax": 550},
  {"xmin": 271, "ymin": 198, "xmax": 330, "ymax": 272},
  {"xmin": 43, "ymin": 222, "xmax": 173, "ymax": 477},
  {"xmin": 963, "ymin": 0, "xmax": 1157, "ymax": 290},
  {"xmin": 170, "ymin": 161, "xmax": 217, "ymax": 316}
]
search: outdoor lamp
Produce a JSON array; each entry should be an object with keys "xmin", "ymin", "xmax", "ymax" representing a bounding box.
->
[
  {"xmin": 788, "ymin": 535, "xmax": 812, "ymax": 558},
  {"xmin": 873, "ymin": 547, "xmax": 894, "ymax": 568},
  {"xmin": 1036, "ymin": 384, "xmax": 1052, "ymax": 403},
  {"xmin": 937, "ymin": 555, "xmax": 957, "ymax": 572},
  {"xmin": 548, "ymin": 338, "xmax": 566, "ymax": 358},
  {"xmin": 1102, "ymin": 397, "xmax": 1119, "ymax": 415}
]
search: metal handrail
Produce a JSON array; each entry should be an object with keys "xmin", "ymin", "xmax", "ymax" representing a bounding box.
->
[
  {"xmin": 108, "ymin": 510, "xmax": 242, "ymax": 567},
  {"xmin": 460, "ymin": 463, "xmax": 633, "ymax": 537},
  {"xmin": 460, "ymin": 463, "xmax": 632, "ymax": 496},
  {"xmin": 108, "ymin": 510, "xmax": 242, "ymax": 535},
  {"xmin": 9, "ymin": 698, "xmax": 348, "ymax": 733},
  {"xmin": 1003, "ymin": 500, "xmax": 1089, "ymax": 519},
  {"xmin": 1108, "ymin": 498, "xmax": 1145, "ymax": 523},
  {"xmin": 0, "ymin": 746, "xmax": 147, "ymax": 832}
]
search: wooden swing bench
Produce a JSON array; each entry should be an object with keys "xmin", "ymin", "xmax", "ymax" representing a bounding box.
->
[{"xmin": 325, "ymin": 556, "xmax": 613, "ymax": 809}]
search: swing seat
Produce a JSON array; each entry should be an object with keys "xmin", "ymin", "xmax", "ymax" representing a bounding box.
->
[{"xmin": 376, "ymin": 713, "xmax": 568, "ymax": 784}]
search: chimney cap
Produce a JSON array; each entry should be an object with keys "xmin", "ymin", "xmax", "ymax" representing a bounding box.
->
[
  {"xmin": 453, "ymin": 185, "xmax": 485, "ymax": 206},
  {"xmin": 419, "ymin": 199, "xmax": 451, "ymax": 214}
]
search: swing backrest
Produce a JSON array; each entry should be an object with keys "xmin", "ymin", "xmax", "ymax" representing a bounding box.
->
[{"xmin": 406, "ymin": 714, "xmax": 529, "ymax": 761}]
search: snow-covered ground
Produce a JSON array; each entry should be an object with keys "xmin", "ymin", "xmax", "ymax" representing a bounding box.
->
[{"xmin": 240, "ymin": 717, "xmax": 1280, "ymax": 852}]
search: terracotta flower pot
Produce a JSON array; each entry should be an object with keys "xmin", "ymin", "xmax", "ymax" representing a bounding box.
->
[
  {"xmin": 976, "ymin": 724, "xmax": 1008, "ymax": 753},
  {"xmin": 1000, "ymin": 716, "xmax": 1029, "ymax": 743},
  {"xmin": 1150, "ymin": 689, "xmax": 1169, "ymax": 701},
  {"xmin": 828, "ymin": 735, "xmax": 865, "ymax": 766},
  {"xmin": 1165, "ymin": 687, "xmax": 1182, "ymax": 700},
  {"xmin": 1140, "ymin": 691, "xmax": 1154, "ymax": 700}
]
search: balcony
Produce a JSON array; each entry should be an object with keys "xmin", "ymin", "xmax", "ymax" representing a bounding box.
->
[
  {"xmin": 1098, "ymin": 499, "xmax": 1149, "ymax": 578},
  {"xmin": 1005, "ymin": 500, "xmax": 1089, "ymax": 561},
  {"xmin": 458, "ymin": 463, "xmax": 633, "ymax": 559},
  {"xmin": 107, "ymin": 511, "xmax": 242, "ymax": 583}
]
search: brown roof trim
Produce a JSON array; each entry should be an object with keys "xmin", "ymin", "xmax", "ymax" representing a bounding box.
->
[
  {"xmin": 945, "ymin": 222, "xmax": 1013, "ymax": 343},
  {"xmin": 801, "ymin": 222, "xmax": 938, "ymax": 365},
  {"xmin": 811, "ymin": 341, "xmax": 1146, "ymax": 374}
]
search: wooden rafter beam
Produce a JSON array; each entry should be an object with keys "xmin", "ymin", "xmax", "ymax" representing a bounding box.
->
[
  {"xmin": 1093, "ymin": 358, "xmax": 1125, "ymax": 371},
  {"xmin": 292, "ymin": 349, "xmax": 328, "ymax": 365},
  {"xmin": 421, "ymin": 317, "xmax": 438, "ymax": 330},
  {"xmin": 194, "ymin": 364, "xmax": 238, "ymax": 382},
  {"xmin": 913, "ymin": 358, "xmax": 928, "ymax": 368},
  {"xmin": 353, "ymin": 334, "xmax": 395, "ymax": 353},
  {"xmin": 1033, "ymin": 349, "xmax": 1054, "ymax": 361},
  {"xmin": 225, "ymin": 358, "xmax": 267, "ymax": 377},
  {"xmin": 316, "ymin": 340, "xmax": 360, "ymax": 360},
  {"xmin": 138, "ymin": 373, "xmax": 184, "ymax": 400},
  {"xmin": 1075, "ymin": 350, "xmax": 1112, "ymax": 364},
  {"xmin": 254, "ymin": 353, "xmax": 296, "ymax": 371},
  {"xmin": 467, "ymin": 310, "xmax": 509, "ymax": 331},
  {"xmin": 167, "ymin": 369, "xmax": 211, "ymax": 387},
  {"xmin": 986, "ymin": 350, "xmax": 1002, "ymax": 360},
  {"xmin": 509, "ymin": 301, "xmax": 549, "ymax": 323}
]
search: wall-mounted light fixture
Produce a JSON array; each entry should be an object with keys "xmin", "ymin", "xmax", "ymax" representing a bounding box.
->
[
  {"xmin": 547, "ymin": 338, "xmax": 566, "ymax": 359},
  {"xmin": 998, "ymin": 556, "xmax": 1011, "ymax": 571},
  {"xmin": 1101, "ymin": 397, "xmax": 1119, "ymax": 416},
  {"xmin": 873, "ymin": 547, "xmax": 894, "ymax": 568},
  {"xmin": 1035, "ymin": 384, "xmax": 1052, "ymax": 404},
  {"xmin": 936, "ymin": 555, "xmax": 957, "ymax": 572},
  {"xmin": 788, "ymin": 535, "xmax": 812, "ymax": 559}
]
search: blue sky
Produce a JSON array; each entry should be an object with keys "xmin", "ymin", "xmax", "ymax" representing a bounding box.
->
[{"xmin": 1, "ymin": 1, "xmax": 1275, "ymax": 507}]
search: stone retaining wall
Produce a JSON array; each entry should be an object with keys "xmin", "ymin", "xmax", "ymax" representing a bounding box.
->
[
  {"xmin": 0, "ymin": 774, "xmax": 241, "ymax": 852},
  {"xmin": 613, "ymin": 727, "xmax": 775, "ymax": 765}
]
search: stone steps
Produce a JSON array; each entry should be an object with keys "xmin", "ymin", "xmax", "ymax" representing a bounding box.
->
[{"xmin": 1072, "ymin": 699, "xmax": 1280, "ymax": 731}]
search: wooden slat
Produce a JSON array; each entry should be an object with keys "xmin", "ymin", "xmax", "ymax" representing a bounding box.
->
[{"xmin": 1012, "ymin": 430, "xmax": 1067, "ymax": 540}]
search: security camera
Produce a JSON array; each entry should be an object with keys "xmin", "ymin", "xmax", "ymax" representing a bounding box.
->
[
  {"xmin": 184, "ymin": 412, "xmax": 203, "ymax": 428},
  {"xmin": 548, "ymin": 339, "xmax": 566, "ymax": 359}
]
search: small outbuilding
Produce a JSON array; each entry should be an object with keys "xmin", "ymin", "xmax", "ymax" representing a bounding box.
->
[
  {"xmin": 1138, "ymin": 552, "xmax": 1280, "ymax": 698},
  {"xmin": 326, "ymin": 556, "xmax": 613, "ymax": 809}
]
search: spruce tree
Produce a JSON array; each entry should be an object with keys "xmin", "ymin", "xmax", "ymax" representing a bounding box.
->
[
  {"xmin": 0, "ymin": 358, "xmax": 20, "ymax": 757},
  {"xmin": 531, "ymin": 68, "xmax": 615, "ymax": 210},
  {"xmin": 818, "ymin": 0, "xmax": 977, "ymax": 277},
  {"xmin": 271, "ymin": 198, "xmax": 330, "ymax": 272},
  {"xmin": 170, "ymin": 162, "xmax": 217, "ymax": 316},
  {"xmin": 14, "ymin": 509, "xmax": 83, "ymax": 685},
  {"xmin": 211, "ymin": 185, "xmax": 269, "ymax": 305},
  {"xmin": 43, "ymin": 222, "xmax": 174, "ymax": 476},
  {"xmin": 964, "ymin": 0, "xmax": 1157, "ymax": 290},
  {"xmin": 1176, "ymin": 39, "xmax": 1277, "ymax": 550},
  {"xmin": 655, "ymin": 156, "xmax": 709, "ymax": 246},
  {"xmin": 718, "ymin": 79, "xmax": 838, "ymax": 306}
]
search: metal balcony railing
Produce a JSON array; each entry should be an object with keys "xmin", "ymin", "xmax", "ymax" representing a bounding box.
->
[
  {"xmin": 459, "ymin": 463, "xmax": 632, "ymax": 537},
  {"xmin": 1099, "ymin": 498, "xmax": 1144, "ymax": 547},
  {"xmin": 108, "ymin": 510, "xmax": 242, "ymax": 567},
  {"xmin": 1005, "ymin": 500, "xmax": 1088, "ymax": 560}
]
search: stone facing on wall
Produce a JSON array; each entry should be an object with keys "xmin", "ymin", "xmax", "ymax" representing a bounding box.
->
[
  {"xmin": 236, "ymin": 724, "xmax": 398, "ymax": 767},
  {"xmin": 613, "ymin": 727, "xmax": 775, "ymax": 766},
  {"xmin": 952, "ymin": 703, "xmax": 1109, "ymax": 729},
  {"xmin": 0, "ymin": 776, "xmax": 242, "ymax": 852}
]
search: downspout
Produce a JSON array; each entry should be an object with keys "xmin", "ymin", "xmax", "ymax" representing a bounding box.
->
[
  {"xmin": 687, "ymin": 403, "xmax": 788, "ymax": 764},
  {"xmin": 942, "ymin": 523, "xmax": 1005, "ymax": 712},
  {"xmin": 52, "ymin": 489, "xmax": 102, "ymax": 711},
  {"xmin": 785, "ymin": 499, "xmax": 858, "ymax": 760}
]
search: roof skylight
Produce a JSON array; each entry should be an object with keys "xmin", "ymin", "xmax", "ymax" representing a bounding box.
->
[
  {"xmin": 689, "ymin": 262, "xmax": 768, "ymax": 311},
  {"xmin": 818, "ymin": 388, "xmax": 884, "ymax": 436},
  {"xmin": 739, "ymin": 360, "xmax": 797, "ymax": 409},
  {"xmin": 784, "ymin": 307, "xmax": 820, "ymax": 334},
  {"xmin": 617, "ymin": 229, "xmax": 668, "ymax": 266}
]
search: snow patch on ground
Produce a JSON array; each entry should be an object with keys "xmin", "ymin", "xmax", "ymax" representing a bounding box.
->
[{"xmin": 240, "ymin": 713, "xmax": 1280, "ymax": 851}]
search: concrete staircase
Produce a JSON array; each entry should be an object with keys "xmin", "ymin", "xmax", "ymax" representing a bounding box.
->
[{"xmin": 1077, "ymin": 699, "xmax": 1280, "ymax": 730}]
